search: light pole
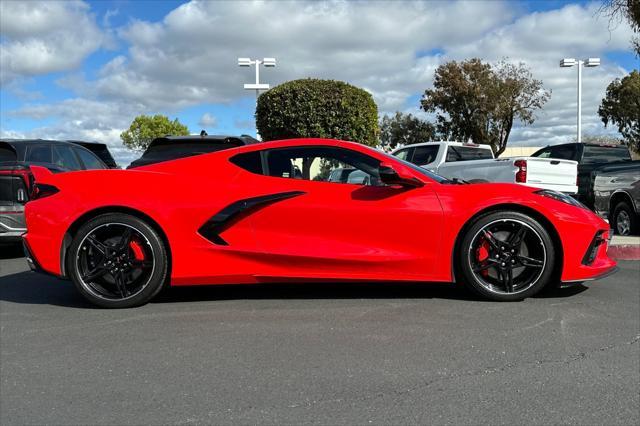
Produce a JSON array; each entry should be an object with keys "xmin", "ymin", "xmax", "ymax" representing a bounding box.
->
[
  {"xmin": 238, "ymin": 57, "xmax": 276, "ymax": 139},
  {"xmin": 560, "ymin": 57, "xmax": 600, "ymax": 143}
]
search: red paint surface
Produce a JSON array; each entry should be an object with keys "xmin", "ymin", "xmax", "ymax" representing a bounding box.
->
[{"xmin": 23, "ymin": 138, "xmax": 616, "ymax": 286}]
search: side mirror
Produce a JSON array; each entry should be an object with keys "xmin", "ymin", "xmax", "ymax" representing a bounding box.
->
[{"xmin": 378, "ymin": 163, "xmax": 424, "ymax": 188}]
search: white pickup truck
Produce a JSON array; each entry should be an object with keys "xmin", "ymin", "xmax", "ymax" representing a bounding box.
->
[{"xmin": 391, "ymin": 142, "xmax": 578, "ymax": 194}]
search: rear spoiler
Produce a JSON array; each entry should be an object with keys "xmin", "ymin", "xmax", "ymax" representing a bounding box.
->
[{"xmin": 30, "ymin": 165, "xmax": 55, "ymax": 183}]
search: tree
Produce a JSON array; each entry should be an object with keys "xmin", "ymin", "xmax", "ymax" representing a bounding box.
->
[
  {"xmin": 121, "ymin": 114, "xmax": 190, "ymax": 151},
  {"xmin": 379, "ymin": 112, "xmax": 437, "ymax": 149},
  {"xmin": 598, "ymin": 70, "xmax": 640, "ymax": 152},
  {"xmin": 599, "ymin": 0, "xmax": 640, "ymax": 56},
  {"xmin": 256, "ymin": 78, "xmax": 379, "ymax": 146},
  {"xmin": 420, "ymin": 58, "xmax": 550, "ymax": 156}
]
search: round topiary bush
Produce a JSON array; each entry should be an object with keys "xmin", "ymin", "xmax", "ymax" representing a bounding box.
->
[{"xmin": 256, "ymin": 78, "xmax": 379, "ymax": 146}]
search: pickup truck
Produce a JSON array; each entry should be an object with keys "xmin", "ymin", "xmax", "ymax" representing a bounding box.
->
[
  {"xmin": 391, "ymin": 141, "xmax": 578, "ymax": 193},
  {"xmin": 592, "ymin": 161, "xmax": 640, "ymax": 235},
  {"xmin": 531, "ymin": 142, "xmax": 633, "ymax": 208}
]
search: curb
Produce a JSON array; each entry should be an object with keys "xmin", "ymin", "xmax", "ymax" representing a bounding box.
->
[{"xmin": 608, "ymin": 245, "xmax": 640, "ymax": 260}]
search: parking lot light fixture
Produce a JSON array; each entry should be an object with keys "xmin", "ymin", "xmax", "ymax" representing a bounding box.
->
[
  {"xmin": 238, "ymin": 57, "xmax": 277, "ymax": 138},
  {"xmin": 559, "ymin": 57, "xmax": 600, "ymax": 143}
]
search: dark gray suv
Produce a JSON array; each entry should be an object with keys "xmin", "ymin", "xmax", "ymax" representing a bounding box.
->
[{"xmin": 0, "ymin": 139, "xmax": 111, "ymax": 244}]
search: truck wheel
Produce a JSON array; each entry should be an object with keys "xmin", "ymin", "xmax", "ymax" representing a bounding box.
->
[{"xmin": 611, "ymin": 201, "xmax": 638, "ymax": 236}]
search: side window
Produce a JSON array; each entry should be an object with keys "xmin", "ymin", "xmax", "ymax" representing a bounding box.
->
[
  {"xmin": 53, "ymin": 146, "xmax": 82, "ymax": 170},
  {"xmin": 445, "ymin": 146, "xmax": 463, "ymax": 162},
  {"xmin": 582, "ymin": 146, "xmax": 630, "ymax": 164},
  {"xmin": 27, "ymin": 145, "xmax": 52, "ymax": 164},
  {"xmin": 446, "ymin": 146, "xmax": 491, "ymax": 162},
  {"xmin": 75, "ymin": 148, "xmax": 106, "ymax": 170},
  {"xmin": 412, "ymin": 146, "xmax": 439, "ymax": 165},
  {"xmin": 533, "ymin": 148, "xmax": 552, "ymax": 158},
  {"xmin": 549, "ymin": 145, "xmax": 577, "ymax": 161},
  {"xmin": 265, "ymin": 146, "xmax": 382, "ymax": 186},
  {"xmin": 230, "ymin": 151, "xmax": 263, "ymax": 174},
  {"xmin": 393, "ymin": 148, "xmax": 412, "ymax": 162},
  {"xmin": 458, "ymin": 146, "xmax": 493, "ymax": 160}
]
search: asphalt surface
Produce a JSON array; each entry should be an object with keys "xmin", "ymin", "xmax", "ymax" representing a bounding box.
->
[{"xmin": 1, "ymin": 245, "xmax": 638, "ymax": 425}]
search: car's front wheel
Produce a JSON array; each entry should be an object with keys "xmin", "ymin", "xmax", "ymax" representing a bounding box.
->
[
  {"xmin": 67, "ymin": 213, "xmax": 168, "ymax": 308},
  {"xmin": 611, "ymin": 201, "xmax": 638, "ymax": 236},
  {"xmin": 457, "ymin": 211, "xmax": 556, "ymax": 301}
]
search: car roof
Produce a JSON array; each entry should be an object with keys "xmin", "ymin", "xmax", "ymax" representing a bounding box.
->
[
  {"xmin": 390, "ymin": 141, "xmax": 488, "ymax": 152},
  {"xmin": 0, "ymin": 138, "xmax": 108, "ymax": 148},
  {"xmin": 537, "ymin": 142, "xmax": 628, "ymax": 149},
  {"xmin": 146, "ymin": 134, "xmax": 259, "ymax": 149}
]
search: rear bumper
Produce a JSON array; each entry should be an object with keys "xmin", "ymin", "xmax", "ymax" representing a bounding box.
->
[
  {"xmin": 22, "ymin": 238, "xmax": 62, "ymax": 278},
  {"xmin": 22, "ymin": 238, "xmax": 42, "ymax": 272},
  {"xmin": 0, "ymin": 209, "xmax": 26, "ymax": 242}
]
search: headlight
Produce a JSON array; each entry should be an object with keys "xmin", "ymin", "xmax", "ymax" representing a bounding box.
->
[{"xmin": 534, "ymin": 189, "xmax": 587, "ymax": 209}]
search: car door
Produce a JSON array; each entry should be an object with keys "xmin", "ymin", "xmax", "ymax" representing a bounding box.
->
[{"xmin": 230, "ymin": 145, "xmax": 445, "ymax": 281}]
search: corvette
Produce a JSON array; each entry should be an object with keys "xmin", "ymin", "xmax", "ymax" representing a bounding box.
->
[{"xmin": 22, "ymin": 138, "xmax": 616, "ymax": 308}]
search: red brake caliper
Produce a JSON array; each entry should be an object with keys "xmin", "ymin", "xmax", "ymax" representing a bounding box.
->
[
  {"xmin": 129, "ymin": 240, "xmax": 145, "ymax": 261},
  {"xmin": 476, "ymin": 240, "xmax": 490, "ymax": 277}
]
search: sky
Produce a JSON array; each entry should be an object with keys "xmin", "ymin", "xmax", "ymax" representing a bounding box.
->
[{"xmin": 1, "ymin": 0, "xmax": 638, "ymax": 166}]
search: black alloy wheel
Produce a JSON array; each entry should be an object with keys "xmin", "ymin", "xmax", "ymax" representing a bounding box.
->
[
  {"xmin": 458, "ymin": 211, "xmax": 556, "ymax": 301},
  {"xmin": 68, "ymin": 213, "xmax": 168, "ymax": 308}
]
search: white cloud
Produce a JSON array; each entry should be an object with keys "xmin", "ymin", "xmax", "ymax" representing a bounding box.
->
[
  {"xmin": 1, "ymin": 0, "xmax": 636, "ymax": 152},
  {"xmin": 8, "ymin": 98, "xmax": 145, "ymax": 165},
  {"xmin": 197, "ymin": 112, "xmax": 217, "ymax": 128},
  {"xmin": 92, "ymin": 0, "xmax": 514, "ymax": 111},
  {"xmin": 0, "ymin": 0, "xmax": 105, "ymax": 84},
  {"xmin": 443, "ymin": 2, "xmax": 634, "ymax": 145}
]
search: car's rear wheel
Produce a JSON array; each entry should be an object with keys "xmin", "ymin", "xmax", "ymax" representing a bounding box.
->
[
  {"xmin": 67, "ymin": 213, "xmax": 168, "ymax": 308},
  {"xmin": 458, "ymin": 211, "xmax": 556, "ymax": 301}
]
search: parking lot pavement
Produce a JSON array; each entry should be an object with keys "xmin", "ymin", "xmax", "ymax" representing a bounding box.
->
[{"xmin": 1, "ymin": 249, "xmax": 638, "ymax": 426}]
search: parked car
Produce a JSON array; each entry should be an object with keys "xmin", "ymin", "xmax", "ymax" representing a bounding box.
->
[
  {"xmin": 68, "ymin": 140, "xmax": 118, "ymax": 168},
  {"xmin": 391, "ymin": 141, "xmax": 578, "ymax": 193},
  {"xmin": 592, "ymin": 161, "xmax": 640, "ymax": 235},
  {"xmin": 23, "ymin": 138, "xmax": 615, "ymax": 308},
  {"xmin": 0, "ymin": 139, "xmax": 109, "ymax": 244},
  {"xmin": 127, "ymin": 134, "xmax": 259, "ymax": 168},
  {"xmin": 531, "ymin": 142, "xmax": 632, "ymax": 208}
]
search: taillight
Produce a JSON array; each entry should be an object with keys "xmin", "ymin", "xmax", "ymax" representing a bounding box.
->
[
  {"xmin": 31, "ymin": 183, "xmax": 59, "ymax": 200},
  {"xmin": 514, "ymin": 159, "xmax": 527, "ymax": 183},
  {"xmin": 0, "ymin": 167, "xmax": 33, "ymax": 203}
]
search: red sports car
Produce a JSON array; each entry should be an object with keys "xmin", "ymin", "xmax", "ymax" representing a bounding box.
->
[{"xmin": 22, "ymin": 138, "xmax": 616, "ymax": 308}]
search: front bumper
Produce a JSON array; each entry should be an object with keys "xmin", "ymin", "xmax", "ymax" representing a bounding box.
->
[{"xmin": 561, "ymin": 227, "xmax": 617, "ymax": 283}]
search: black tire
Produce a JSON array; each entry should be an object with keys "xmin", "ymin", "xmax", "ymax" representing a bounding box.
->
[
  {"xmin": 457, "ymin": 211, "xmax": 556, "ymax": 301},
  {"xmin": 67, "ymin": 213, "xmax": 168, "ymax": 308},
  {"xmin": 611, "ymin": 201, "xmax": 638, "ymax": 236}
]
